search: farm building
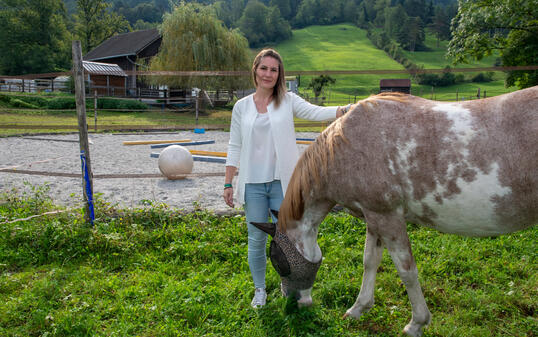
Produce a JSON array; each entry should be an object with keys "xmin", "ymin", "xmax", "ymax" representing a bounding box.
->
[
  {"xmin": 379, "ymin": 79, "xmax": 411, "ymax": 94},
  {"xmin": 84, "ymin": 29, "xmax": 161, "ymax": 95},
  {"xmin": 83, "ymin": 61, "xmax": 128, "ymax": 96}
]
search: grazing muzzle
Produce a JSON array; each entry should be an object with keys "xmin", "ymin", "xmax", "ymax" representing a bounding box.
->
[{"xmin": 270, "ymin": 229, "xmax": 322, "ymax": 293}]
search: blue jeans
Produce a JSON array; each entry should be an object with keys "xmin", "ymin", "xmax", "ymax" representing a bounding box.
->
[{"xmin": 244, "ymin": 180, "xmax": 283, "ymax": 289}]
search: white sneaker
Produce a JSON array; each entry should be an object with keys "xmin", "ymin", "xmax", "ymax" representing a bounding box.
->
[{"xmin": 251, "ymin": 288, "xmax": 267, "ymax": 308}]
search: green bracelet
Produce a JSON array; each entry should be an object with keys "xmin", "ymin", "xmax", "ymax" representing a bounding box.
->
[{"xmin": 224, "ymin": 183, "xmax": 233, "ymax": 189}]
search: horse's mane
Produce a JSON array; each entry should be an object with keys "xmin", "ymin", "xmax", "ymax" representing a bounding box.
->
[
  {"xmin": 278, "ymin": 114, "xmax": 348, "ymax": 232},
  {"xmin": 278, "ymin": 92, "xmax": 409, "ymax": 232}
]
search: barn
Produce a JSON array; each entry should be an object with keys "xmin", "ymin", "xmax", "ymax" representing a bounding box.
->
[
  {"xmin": 84, "ymin": 29, "xmax": 162, "ymax": 96},
  {"xmin": 83, "ymin": 61, "xmax": 128, "ymax": 96}
]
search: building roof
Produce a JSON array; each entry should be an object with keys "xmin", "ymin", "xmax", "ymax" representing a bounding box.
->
[
  {"xmin": 84, "ymin": 29, "xmax": 161, "ymax": 61},
  {"xmin": 83, "ymin": 61, "xmax": 127, "ymax": 77},
  {"xmin": 380, "ymin": 79, "xmax": 411, "ymax": 87}
]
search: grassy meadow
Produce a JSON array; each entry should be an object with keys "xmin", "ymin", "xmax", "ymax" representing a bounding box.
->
[
  {"xmin": 401, "ymin": 31, "xmax": 516, "ymax": 101},
  {"xmin": 276, "ymin": 24, "xmax": 407, "ymax": 102},
  {"xmin": 274, "ymin": 24, "xmax": 515, "ymax": 102},
  {"xmin": 0, "ymin": 186, "xmax": 536, "ymax": 336}
]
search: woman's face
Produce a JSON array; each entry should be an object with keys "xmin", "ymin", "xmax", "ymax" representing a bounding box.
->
[{"xmin": 255, "ymin": 56, "xmax": 279, "ymax": 91}]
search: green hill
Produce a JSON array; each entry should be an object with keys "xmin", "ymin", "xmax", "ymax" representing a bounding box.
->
[
  {"xmin": 274, "ymin": 24, "xmax": 406, "ymax": 102},
  {"xmin": 268, "ymin": 23, "xmax": 513, "ymax": 103}
]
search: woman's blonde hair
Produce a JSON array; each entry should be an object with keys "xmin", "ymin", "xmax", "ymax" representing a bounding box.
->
[{"xmin": 252, "ymin": 49, "xmax": 287, "ymax": 107}]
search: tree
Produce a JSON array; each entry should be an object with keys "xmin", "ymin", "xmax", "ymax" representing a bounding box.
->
[
  {"xmin": 239, "ymin": 0, "xmax": 291, "ymax": 46},
  {"xmin": 238, "ymin": 0, "xmax": 269, "ymax": 45},
  {"xmin": 149, "ymin": 2, "xmax": 251, "ymax": 90},
  {"xmin": 213, "ymin": 0, "xmax": 246, "ymax": 28},
  {"xmin": 74, "ymin": 0, "xmax": 130, "ymax": 53},
  {"xmin": 403, "ymin": 0, "xmax": 427, "ymax": 22},
  {"xmin": 398, "ymin": 16, "xmax": 425, "ymax": 51},
  {"xmin": 293, "ymin": 0, "xmax": 345, "ymax": 28},
  {"xmin": 308, "ymin": 75, "xmax": 336, "ymax": 99},
  {"xmin": 448, "ymin": 0, "xmax": 538, "ymax": 88},
  {"xmin": 267, "ymin": 6, "xmax": 292, "ymax": 42},
  {"xmin": 270, "ymin": 0, "xmax": 291, "ymax": 19},
  {"xmin": 356, "ymin": 3, "xmax": 369, "ymax": 28},
  {"xmin": 0, "ymin": 0, "xmax": 71, "ymax": 75},
  {"xmin": 384, "ymin": 5, "xmax": 407, "ymax": 38},
  {"xmin": 429, "ymin": 5, "xmax": 451, "ymax": 47}
]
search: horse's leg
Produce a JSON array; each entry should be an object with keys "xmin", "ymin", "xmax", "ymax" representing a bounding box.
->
[
  {"xmin": 343, "ymin": 228, "xmax": 384, "ymax": 319},
  {"xmin": 371, "ymin": 212, "xmax": 431, "ymax": 337}
]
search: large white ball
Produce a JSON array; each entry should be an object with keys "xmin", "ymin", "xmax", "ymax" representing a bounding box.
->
[{"xmin": 158, "ymin": 145, "xmax": 193, "ymax": 179}]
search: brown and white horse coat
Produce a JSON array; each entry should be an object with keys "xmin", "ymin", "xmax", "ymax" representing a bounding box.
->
[{"xmin": 253, "ymin": 86, "xmax": 537, "ymax": 337}]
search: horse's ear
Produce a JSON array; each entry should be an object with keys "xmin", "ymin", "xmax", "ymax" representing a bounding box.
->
[
  {"xmin": 251, "ymin": 222, "xmax": 276, "ymax": 237},
  {"xmin": 270, "ymin": 209, "xmax": 279, "ymax": 219}
]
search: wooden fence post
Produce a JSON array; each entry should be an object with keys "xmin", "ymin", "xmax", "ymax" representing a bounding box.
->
[
  {"xmin": 72, "ymin": 40, "xmax": 95, "ymax": 225},
  {"xmin": 195, "ymin": 90, "xmax": 200, "ymax": 125},
  {"xmin": 94, "ymin": 90, "xmax": 98, "ymax": 132}
]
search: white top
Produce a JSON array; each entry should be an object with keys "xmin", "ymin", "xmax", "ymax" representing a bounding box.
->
[
  {"xmin": 226, "ymin": 92, "xmax": 337, "ymax": 205},
  {"xmin": 247, "ymin": 113, "xmax": 279, "ymax": 183}
]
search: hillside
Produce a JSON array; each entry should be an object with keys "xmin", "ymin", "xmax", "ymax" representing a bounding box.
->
[
  {"xmin": 271, "ymin": 24, "xmax": 513, "ymax": 102},
  {"xmin": 274, "ymin": 24, "xmax": 406, "ymax": 102}
]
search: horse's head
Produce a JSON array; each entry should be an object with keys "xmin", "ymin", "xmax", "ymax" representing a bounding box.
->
[{"xmin": 252, "ymin": 215, "xmax": 322, "ymax": 306}]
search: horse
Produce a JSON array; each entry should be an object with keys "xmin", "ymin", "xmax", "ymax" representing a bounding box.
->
[{"xmin": 252, "ymin": 86, "xmax": 537, "ymax": 337}]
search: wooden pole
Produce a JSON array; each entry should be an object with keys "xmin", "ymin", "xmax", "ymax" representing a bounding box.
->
[
  {"xmin": 72, "ymin": 40, "xmax": 95, "ymax": 225},
  {"xmin": 94, "ymin": 90, "xmax": 98, "ymax": 132},
  {"xmin": 195, "ymin": 90, "xmax": 200, "ymax": 126}
]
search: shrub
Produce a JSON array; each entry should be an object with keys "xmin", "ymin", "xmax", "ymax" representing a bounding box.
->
[
  {"xmin": 10, "ymin": 98, "xmax": 39, "ymax": 109},
  {"xmin": 47, "ymin": 97, "xmax": 76, "ymax": 109},
  {"xmin": 0, "ymin": 93, "xmax": 12, "ymax": 104},
  {"xmin": 471, "ymin": 72, "xmax": 494, "ymax": 83},
  {"xmin": 17, "ymin": 95, "xmax": 48, "ymax": 107},
  {"xmin": 96, "ymin": 98, "xmax": 148, "ymax": 110},
  {"xmin": 417, "ymin": 67, "xmax": 463, "ymax": 87}
]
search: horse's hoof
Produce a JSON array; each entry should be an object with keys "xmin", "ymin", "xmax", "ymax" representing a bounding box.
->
[
  {"xmin": 343, "ymin": 308, "xmax": 360, "ymax": 320},
  {"xmin": 403, "ymin": 323, "xmax": 423, "ymax": 337}
]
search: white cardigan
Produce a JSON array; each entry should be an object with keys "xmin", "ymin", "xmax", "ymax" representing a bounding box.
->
[{"xmin": 226, "ymin": 92, "xmax": 337, "ymax": 205}]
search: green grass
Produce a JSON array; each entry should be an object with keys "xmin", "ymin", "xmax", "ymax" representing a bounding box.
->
[
  {"xmin": 1, "ymin": 185, "xmax": 536, "ymax": 336},
  {"xmin": 0, "ymin": 104, "xmax": 236, "ymax": 136},
  {"xmin": 402, "ymin": 32, "xmax": 497, "ymax": 70}
]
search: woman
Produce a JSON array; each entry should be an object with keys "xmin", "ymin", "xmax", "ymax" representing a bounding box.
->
[{"xmin": 223, "ymin": 49, "xmax": 350, "ymax": 308}]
